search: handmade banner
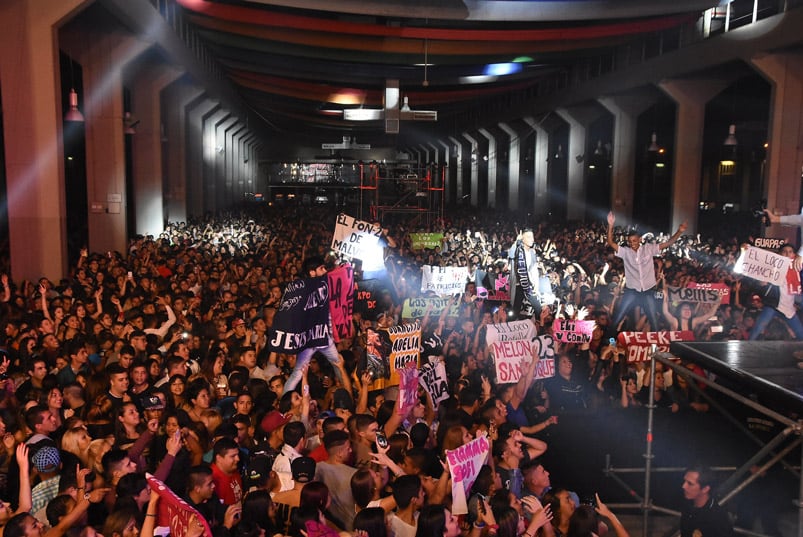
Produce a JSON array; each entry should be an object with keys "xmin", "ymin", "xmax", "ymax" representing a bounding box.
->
[
  {"xmin": 387, "ymin": 322, "xmax": 421, "ymax": 386},
  {"xmin": 687, "ymin": 282, "xmax": 730, "ymax": 305},
  {"xmin": 269, "ymin": 276, "xmax": 330, "ymax": 354},
  {"xmin": 486, "ymin": 322, "xmax": 555, "ymax": 383},
  {"xmin": 617, "ymin": 331, "xmax": 695, "ymax": 362},
  {"xmin": 663, "ymin": 285, "xmax": 723, "ymax": 309},
  {"xmin": 398, "ymin": 363, "xmax": 420, "ymax": 412},
  {"xmin": 331, "ymin": 214, "xmax": 384, "ymax": 271},
  {"xmin": 353, "ymin": 278, "xmax": 385, "ymax": 319},
  {"xmin": 401, "ymin": 297, "xmax": 461, "ymax": 319},
  {"xmin": 754, "ymin": 237, "xmax": 785, "ymax": 250},
  {"xmin": 735, "ymin": 245, "xmax": 802, "ymax": 294},
  {"xmin": 446, "ymin": 435, "xmax": 492, "ymax": 515},
  {"xmin": 328, "ymin": 264, "xmax": 354, "ymax": 342},
  {"xmin": 419, "ymin": 360, "xmax": 450, "ymax": 409},
  {"xmin": 364, "ymin": 328, "xmax": 391, "ymax": 391},
  {"xmin": 552, "ymin": 319, "xmax": 595, "ymax": 344},
  {"xmin": 421, "ymin": 265, "xmax": 469, "ymax": 296},
  {"xmin": 147, "ymin": 473, "xmax": 212, "ymax": 537},
  {"xmin": 410, "ymin": 232, "xmax": 444, "ymax": 250},
  {"xmin": 475, "ymin": 269, "xmax": 510, "ymax": 302}
]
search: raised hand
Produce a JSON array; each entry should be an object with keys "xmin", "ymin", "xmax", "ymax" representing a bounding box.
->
[{"xmin": 607, "ymin": 211, "xmax": 616, "ymax": 227}]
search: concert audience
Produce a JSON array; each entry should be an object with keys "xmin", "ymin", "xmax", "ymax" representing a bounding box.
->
[{"xmin": 0, "ymin": 203, "xmax": 785, "ymax": 536}]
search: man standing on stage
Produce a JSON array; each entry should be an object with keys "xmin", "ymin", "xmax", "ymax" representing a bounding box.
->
[
  {"xmin": 510, "ymin": 228, "xmax": 541, "ymax": 319},
  {"xmin": 764, "ymin": 208, "xmax": 803, "ymax": 271},
  {"xmin": 680, "ymin": 465, "xmax": 733, "ymax": 537},
  {"xmin": 606, "ymin": 212, "xmax": 686, "ymax": 331}
]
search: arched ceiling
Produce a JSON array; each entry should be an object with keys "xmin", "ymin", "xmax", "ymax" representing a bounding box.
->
[{"xmin": 175, "ymin": 0, "xmax": 715, "ymax": 145}]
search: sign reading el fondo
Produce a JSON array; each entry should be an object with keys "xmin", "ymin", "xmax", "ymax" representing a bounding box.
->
[{"xmin": 331, "ymin": 213, "xmax": 382, "ymax": 260}]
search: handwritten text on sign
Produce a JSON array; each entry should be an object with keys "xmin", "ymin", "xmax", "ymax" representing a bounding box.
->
[
  {"xmin": 735, "ymin": 245, "xmax": 799, "ymax": 292},
  {"xmin": 446, "ymin": 435, "xmax": 491, "ymax": 515},
  {"xmin": 419, "ymin": 361, "xmax": 450, "ymax": 409},
  {"xmin": 686, "ymin": 282, "xmax": 730, "ymax": 305},
  {"xmin": 402, "ymin": 297, "xmax": 460, "ymax": 319},
  {"xmin": 331, "ymin": 213, "xmax": 382, "ymax": 262},
  {"xmin": 617, "ymin": 331, "xmax": 694, "ymax": 362},
  {"xmin": 551, "ymin": 319, "xmax": 594, "ymax": 344},
  {"xmin": 387, "ymin": 322, "xmax": 421, "ymax": 386},
  {"xmin": 420, "ymin": 265, "xmax": 469, "ymax": 296},
  {"xmin": 486, "ymin": 321, "xmax": 555, "ymax": 383}
]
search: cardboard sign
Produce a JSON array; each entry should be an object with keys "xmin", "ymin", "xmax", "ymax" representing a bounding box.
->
[
  {"xmin": 486, "ymin": 322, "xmax": 555, "ymax": 383},
  {"xmin": 328, "ymin": 264, "xmax": 354, "ymax": 342},
  {"xmin": 147, "ymin": 473, "xmax": 213, "ymax": 537},
  {"xmin": 446, "ymin": 435, "xmax": 491, "ymax": 515},
  {"xmin": 387, "ymin": 322, "xmax": 421, "ymax": 386},
  {"xmin": 552, "ymin": 319, "xmax": 595, "ymax": 344},
  {"xmin": 331, "ymin": 213, "xmax": 384, "ymax": 271},
  {"xmin": 419, "ymin": 361, "xmax": 450, "ymax": 409},
  {"xmin": 420, "ymin": 265, "xmax": 469, "ymax": 296},
  {"xmin": 687, "ymin": 282, "xmax": 730, "ymax": 305},
  {"xmin": 401, "ymin": 297, "xmax": 461, "ymax": 319},
  {"xmin": 410, "ymin": 232, "xmax": 444, "ymax": 250},
  {"xmin": 754, "ymin": 237, "xmax": 785, "ymax": 249},
  {"xmin": 735, "ymin": 246, "xmax": 801, "ymax": 293},
  {"xmin": 398, "ymin": 363, "xmax": 420, "ymax": 412},
  {"xmin": 617, "ymin": 331, "xmax": 695, "ymax": 362}
]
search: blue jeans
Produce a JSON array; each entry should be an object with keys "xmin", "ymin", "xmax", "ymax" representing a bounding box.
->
[
  {"xmin": 749, "ymin": 307, "xmax": 803, "ymax": 340},
  {"xmin": 612, "ymin": 287, "xmax": 659, "ymax": 332},
  {"xmin": 282, "ymin": 336, "xmax": 342, "ymax": 394}
]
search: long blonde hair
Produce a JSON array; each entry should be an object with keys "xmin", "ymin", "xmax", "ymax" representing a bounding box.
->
[{"xmin": 61, "ymin": 427, "xmax": 91, "ymax": 466}]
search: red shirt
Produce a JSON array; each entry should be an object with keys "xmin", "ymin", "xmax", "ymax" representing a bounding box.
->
[
  {"xmin": 211, "ymin": 463, "xmax": 243, "ymax": 505},
  {"xmin": 309, "ymin": 444, "xmax": 328, "ymax": 463}
]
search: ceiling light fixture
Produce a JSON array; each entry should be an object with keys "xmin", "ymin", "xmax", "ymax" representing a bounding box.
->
[
  {"xmin": 65, "ymin": 89, "xmax": 85, "ymax": 122},
  {"xmin": 648, "ymin": 132, "xmax": 659, "ymax": 152},
  {"xmin": 723, "ymin": 124, "xmax": 738, "ymax": 146}
]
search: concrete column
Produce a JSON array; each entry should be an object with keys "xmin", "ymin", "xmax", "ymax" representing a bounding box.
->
[
  {"xmin": 477, "ymin": 128, "xmax": 497, "ymax": 209},
  {"xmin": 203, "ymin": 108, "xmax": 229, "ymax": 214},
  {"xmin": 215, "ymin": 117, "xmax": 238, "ymax": 212},
  {"xmin": 751, "ymin": 52, "xmax": 803, "ymax": 218},
  {"xmin": 186, "ymin": 97, "xmax": 218, "ymax": 220},
  {"xmin": 428, "ymin": 142, "xmax": 440, "ymax": 165},
  {"xmin": 163, "ymin": 81, "xmax": 203, "ymax": 224},
  {"xmin": 659, "ymin": 79, "xmax": 729, "ymax": 233},
  {"xmin": 76, "ymin": 32, "xmax": 149, "ymax": 255},
  {"xmin": 498, "ymin": 122, "xmax": 520, "ymax": 211},
  {"xmin": 523, "ymin": 117, "xmax": 550, "ymax": 216},
  {"xmin": 556, "ymin": 106, "xmax": 603, "ymax": 220},
  {"xmin": 130, "ymin": 64, "xmax": 183, "ymax": 237},
  {"xmin": 448, "ymin": 136, "xmax": 464, "ymax": 202},
  {"xmin": 419, "ymin": 144, "xmax": 430, "ymax": 165},
  {"xmin": 462, "ymin": 132, "xmax": 479, "ymax": 206},
  {"xmin": 437, "ymin": 140, "xmax": 451, "ymax": 205},
  {"xmin": 228, "ymin": 124, "xmax": 246, "ymax": 202},
  {"xmin": 0, "ymin": 0, "xmax": 91, "ymax": 281}
]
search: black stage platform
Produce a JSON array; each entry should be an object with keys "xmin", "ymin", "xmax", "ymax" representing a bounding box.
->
[{"xmin": 670, "ymin": 340, "xmax": 803, "ymax": 415}]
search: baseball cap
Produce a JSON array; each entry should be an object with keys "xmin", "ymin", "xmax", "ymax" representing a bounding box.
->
[
  {"xmin": 142, "ymin": 395, "xmax": 165, "ymax": 410},
  {"xmin": 232, "ymin": 318, "xmax": 246, "ymax": 328},
  {"xmin": 260, "ymin": 411, "xmax": 290, "ymax": 434},
  {"xmin": 291, "ymin": 456, "xmax": 316, "ymax": 483},
  {"xmin": 32, "ymin": 446, "xmax": 61, "ymax": 473}
]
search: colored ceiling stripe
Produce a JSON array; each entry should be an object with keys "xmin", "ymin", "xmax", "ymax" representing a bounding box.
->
[
  {"xmin": 192, "ymin": 16, "xmax": 630, "ymax": 58},
  {"xmin": 177, "ymin": 0, "xmax": 694, "ymax": 42}
]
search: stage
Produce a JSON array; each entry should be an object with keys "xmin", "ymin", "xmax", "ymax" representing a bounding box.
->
[{"xmin": 670, "ymin": 341, "xmax": 803, "ymax": 415}]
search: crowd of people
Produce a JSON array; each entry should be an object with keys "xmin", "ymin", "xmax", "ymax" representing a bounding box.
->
[{"xmin": 0, "ymin": 201, "xmax": 793, "ymax": 537}]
